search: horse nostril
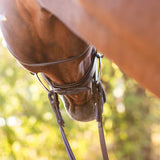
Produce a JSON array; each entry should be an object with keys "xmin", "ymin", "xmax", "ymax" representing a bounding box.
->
[
  {"xmin": 68, "ymin": 102, "xmax": 96, "ymax": 122},
  {"xmin": 61, "ymin": 94, "xmax": 96, "ymax": 122}
]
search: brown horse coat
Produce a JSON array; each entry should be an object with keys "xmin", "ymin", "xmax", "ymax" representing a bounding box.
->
[
  {"xmin": 0, "ymin": 0, "xmax": 106, "ymax": 121},
  {"xmin": 38, "ymin": 0, "xmax": 160, "ymax": 98},
  {"xmin": 0, "ymin": 0, "xmax": 160, "ymax": 98}
]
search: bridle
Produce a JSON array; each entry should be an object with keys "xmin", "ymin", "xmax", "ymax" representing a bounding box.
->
[{"xmin": 12, "ymin": 45, "xmax": 109, "ymax": 160}]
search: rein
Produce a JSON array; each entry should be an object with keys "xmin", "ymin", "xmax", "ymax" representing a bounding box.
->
[{"xmin": 13, "ymin": 46, "xmax": 109, "ymax": 160}]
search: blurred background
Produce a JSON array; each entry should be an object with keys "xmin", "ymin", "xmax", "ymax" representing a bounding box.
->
[{"xmin": 0, "ymin": 34, "xmax": 160, "ymax": 160}]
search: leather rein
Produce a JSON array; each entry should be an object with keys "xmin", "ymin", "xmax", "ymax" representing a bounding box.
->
[{"xmin": 13, "ymin": 46, "xmax": 109, "ymax": 160}]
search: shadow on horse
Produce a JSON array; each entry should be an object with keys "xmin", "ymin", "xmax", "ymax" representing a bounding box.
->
[{"xmin": 0, "ymin": 0, "xmax": 160, "ymax": 159}]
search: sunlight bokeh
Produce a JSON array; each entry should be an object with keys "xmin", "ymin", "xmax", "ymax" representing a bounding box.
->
[{"xmin": 0, "ymin": 33, "xmax": 160, "ymax": 160}]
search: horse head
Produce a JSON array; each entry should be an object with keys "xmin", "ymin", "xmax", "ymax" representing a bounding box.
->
[{"xmin": 0, "ymin": 0, "xmax": 106, "ymax": 122}]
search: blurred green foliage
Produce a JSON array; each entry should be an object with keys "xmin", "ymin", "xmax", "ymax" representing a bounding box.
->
[{"xmin": 0, "ymin": 38, "xmax": 160, "ymax": 160}]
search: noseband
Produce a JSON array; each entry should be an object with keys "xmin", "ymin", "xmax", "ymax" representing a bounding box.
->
[{"xmin": 12, "ymin": 46, "xmax": 109, "ymax": 160}]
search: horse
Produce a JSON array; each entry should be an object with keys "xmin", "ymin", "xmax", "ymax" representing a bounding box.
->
[
  {"xmin": 0, "ymin": 0, "xmax": 100, "ymax": 122},
  {"xmin": 0, "ymin": 0, "xmax": 108, "ymax": 159},
  {"xmin": 37, "ymin": 0, "xmax": 160, "ymax": 98},
  {"xmin": 1, "ymin": 0, "xmax": 160, "ymax": 159}
]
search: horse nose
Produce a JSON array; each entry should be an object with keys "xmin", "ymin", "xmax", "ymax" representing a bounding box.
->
[
  {"xmin": 61, "ymin": 95, "xmax": 96, "ymax": 122},
  {"xmin": 69, "ymin": 103, "xmax": 96, "ymax": 122}
]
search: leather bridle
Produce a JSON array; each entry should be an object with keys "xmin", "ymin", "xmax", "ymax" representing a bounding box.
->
[{"xmin": 12, "ymin": 45, "xmax": 109, "ymax": 160}]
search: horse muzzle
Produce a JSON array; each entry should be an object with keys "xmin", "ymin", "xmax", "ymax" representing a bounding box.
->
[
  {"xmin": 61, "ymin": 81, "xmax": 106, "ymax": 122},
  {"xmin": 61, "ymin": 94, "xmax": 96, "ymax": 121}
]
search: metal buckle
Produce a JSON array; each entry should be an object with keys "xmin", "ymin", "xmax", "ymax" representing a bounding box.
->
[{"xmin": 95, "ymin": 52, "xmax": 103, "ymax": 84}]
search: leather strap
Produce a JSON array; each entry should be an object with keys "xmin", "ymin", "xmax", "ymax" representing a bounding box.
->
[
  {"xmin": 43, "ymin": 49, "xmax": 97, "ymax": 95},
  {"xmin": 93, "ymin": 81, "xmax": 109, "ymax": 160},
  {"xmin": 10, "ymin": 45, "xmax": 91, "ymax": 68},
  {"xmin": 48, "ymin": 92, "xmax": 76, "ymax": 160},
  {"xmin": 98, "ymin": 120, "xmax": 109, "ymax": 160},
  {"xmin": 95, "ymin": 82, "xmax": 109, "ymax": 160}
]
